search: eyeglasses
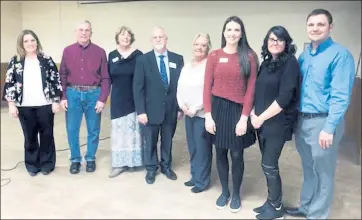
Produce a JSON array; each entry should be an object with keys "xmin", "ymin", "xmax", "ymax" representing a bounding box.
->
[{"xmin": 268, "ymin": 38, "xmax": 285, "ymax": 45}]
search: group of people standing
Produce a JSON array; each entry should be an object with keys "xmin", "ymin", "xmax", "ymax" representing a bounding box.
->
[{"xmin": 3, "ymin": 8, "xmax": 356, "ymax": 220}]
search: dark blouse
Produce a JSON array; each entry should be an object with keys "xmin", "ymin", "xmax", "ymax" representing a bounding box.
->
[
  {"xmin": 254, "ymin": 55, "xmax": 301, "ymax": 140},
  {"xmin": 108, "ymin": 49, "xmax": 143, "ymax": 119}
]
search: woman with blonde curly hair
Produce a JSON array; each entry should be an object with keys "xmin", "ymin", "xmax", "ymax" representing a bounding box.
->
[{"xmin": 177, "ymin": 32, "xmax": 213, "ymax": 193}]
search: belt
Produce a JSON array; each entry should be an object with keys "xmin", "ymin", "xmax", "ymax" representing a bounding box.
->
[
  {"xmin": 299, "ymin": 112, "xmax": 328, "ymax": 118},
  {"xmin": 68, "ymin": 84, "xmax": 99, "ymax": 91}
]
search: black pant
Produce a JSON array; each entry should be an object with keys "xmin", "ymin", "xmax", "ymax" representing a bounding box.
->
[
  {"xmin": 216, "ymin": 147, "xmax": 244, "ymax": 197},
  {"xmin": 18, "ymin": 105, "xmax": 56, "ymax": 173},
  {"xmin": 142, "ymin": 122, "xmax": 177, "ymax": 172},
  {"xmin": 257, "ymin": 131, "xmax": 286, "ymax": 207}
]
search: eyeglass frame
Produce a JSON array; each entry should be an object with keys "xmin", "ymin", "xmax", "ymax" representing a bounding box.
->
[{"xmin": 268, "ymin": 38, "xmax": 285, "ymax": 45}]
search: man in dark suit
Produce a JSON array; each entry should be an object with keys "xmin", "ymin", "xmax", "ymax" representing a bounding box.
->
[{"xmin": 133, "ymin": 26, "xmax": 184, "ymax": 184}]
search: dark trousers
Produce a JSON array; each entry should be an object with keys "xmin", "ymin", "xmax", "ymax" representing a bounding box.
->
[
  {"xmin": 18, "ymin": 105, "xmax": 56, "ymax": 173},
  {"xmin": 257, "ymin": 131, "xmax": 286, "ymax": 207},
  {"xmin": 143, "ymin": 122, "xmax": 177, "ymax": 172},
  {"xmin": 185, "ymin": 116, "xmax": 212, "ymax": 190},
  {"xmin": 216, "ymin": 147, "xmax": 244, "ymax": 197}
]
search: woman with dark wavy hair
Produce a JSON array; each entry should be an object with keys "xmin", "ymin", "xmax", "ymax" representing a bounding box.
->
[{"xmin": 250, "ymin": 25, "xmax": 301, "ymax": 220}]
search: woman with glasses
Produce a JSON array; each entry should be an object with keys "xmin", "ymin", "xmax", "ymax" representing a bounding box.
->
[{"xmin": 250, "ymin": 26, "xmax": 301, "ymax": 220}]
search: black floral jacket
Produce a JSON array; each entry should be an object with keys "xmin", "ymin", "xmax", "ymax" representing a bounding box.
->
[{"xmin": 2, "ymin": 54, "xmax": 62, "ymax": 105}]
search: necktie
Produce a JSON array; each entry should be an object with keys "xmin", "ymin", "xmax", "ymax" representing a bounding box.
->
[{"xmin": 159, "ymin": 55, "xmax": 168, "ymax": 88}]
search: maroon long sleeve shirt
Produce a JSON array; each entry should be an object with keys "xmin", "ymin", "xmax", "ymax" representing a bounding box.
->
[
  {"xmin": 59, "ymin": 42, "xmax": 111, "ymax": 103},
  {"xmin": 203, "ymin": 49, "xmax": 258, "ymax": 116}
]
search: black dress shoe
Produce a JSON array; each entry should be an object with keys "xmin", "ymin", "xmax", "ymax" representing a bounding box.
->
[
  {"xmin": 161, "ymin": 169, "xmax": 177, "ymax": 180},
  {"xmin": 284, "ymin": 206, "xmax": 306, "ymax": 217},
  {"xmin": 191, "ymin": 186, "xmax": 204, "ymax": 193},
  {"xmin": 70, "ymin": 162, "xmax": 81, "ymax": 174},
  {"xmin": 86, "ymin": 161, "xmax": 96, "ymax": 172},
  {"xmin": 145, "ymin": 171, "xmax": 156, "ymax": 184},
  {"xmin": 184, "ymin": 180, "xmax": 195, "ymax": 187}
]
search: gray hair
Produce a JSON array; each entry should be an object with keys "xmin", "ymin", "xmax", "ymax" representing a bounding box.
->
[
  {"xmin": 75, "ymin": 19, "xmax": 92, "ymax": 32},
  {"xmin": 151, "ymin": 26, "xmax": 167, "ymax": 38}
]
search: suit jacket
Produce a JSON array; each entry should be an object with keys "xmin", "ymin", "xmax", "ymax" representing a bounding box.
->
[
  {"xmin": 2, "ymin": 54, "xmax": 62, "ymax": 105},
  {"xmin": 133, "ymin": 50, "xmax": 184, "ymax": 124}
]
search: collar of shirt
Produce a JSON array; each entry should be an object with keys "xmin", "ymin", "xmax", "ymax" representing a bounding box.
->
[
  {"xmin": 308, "ymin": 37, "xmax": 334, "ymax": 56},
  {"xmin": 76, "ymin": 41, "xmax": 92, "ymax": 49},
  {"xmin": 154, "ymin": 49, "xmax": 168, "ymax": 58}
]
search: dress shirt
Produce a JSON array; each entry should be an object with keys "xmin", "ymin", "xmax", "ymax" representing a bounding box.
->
[
  {"xmin": 59, "ymin": 42, "xmax": 111, "ymax": 102},
  {"xmin": 154, "ymin": 49, "xmax": 170, "ymax": 84},
  {"xmin": 298, "ymin": 37, "xmax": 355, "ymax": 134}
]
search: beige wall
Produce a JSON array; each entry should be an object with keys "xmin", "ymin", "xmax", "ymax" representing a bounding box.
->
[
  {"xmin": 1, "ymin": 1, "xmax": 361, "ymax": 76},
  {"xmin": 1, "ymin": 1, "xmax": 23, "ymax": 61}
]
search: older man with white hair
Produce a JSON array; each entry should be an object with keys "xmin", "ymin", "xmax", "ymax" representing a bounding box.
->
[
  {"xmin": 133, "ymin": 26, "xmax": 184, "ymax": 184},
  {"xmin": 59, "ymin": 20, "xmax": 111, "ymax": 174}
]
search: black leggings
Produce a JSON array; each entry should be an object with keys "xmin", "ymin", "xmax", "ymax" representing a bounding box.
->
[
  {"xmin": 257, "ymin": 132, "xmax": 286, "ymax": 207},
  {"xmin": 216, "ymin": 147, "xmax": 244, "ymax": 198}
]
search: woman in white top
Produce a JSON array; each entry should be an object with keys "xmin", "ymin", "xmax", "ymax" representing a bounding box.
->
[
  {"xmin": 177, "ymin": 33, "xmax": 213, "ymax": 193},
  {"xmin": 2, "ymin": 30, "xmax": 62, "ymax": 176}
]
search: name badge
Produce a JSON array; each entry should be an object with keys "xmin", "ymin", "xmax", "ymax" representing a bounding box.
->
[
  {"xmin": 112, "ymin": 57, "xmax": 119, "ymax": 63},
  {"xmin": 219, "ymin": 57, "xmax": 228, "ymax": 63},
  {"xmin": 169, "ymin": 62, "xmax": 177, "ymax": 69}
]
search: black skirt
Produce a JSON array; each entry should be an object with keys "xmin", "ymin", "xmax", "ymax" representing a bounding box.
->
[{"xmin": 203, "ymin": 96, "xmax": 256, "ymax": 151}]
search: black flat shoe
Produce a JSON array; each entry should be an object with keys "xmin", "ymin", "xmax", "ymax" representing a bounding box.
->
[
  {"xmin": 284, "ymin": 206, "xmax": 306, "ymax": 218},
  {"xmin": 28, "ymin": 172, "xmax": 37, "ymax": 176},
  {"xmin": 191, "ymin": 186, "xmax": 204, "ymax": 193},
  {"xmin": 184, "ymin": 180, "xmax": 195, "ymax": 187},
  {"xmin": 41, "ymin": 170, "xmax": 51, "ymax": 175}
]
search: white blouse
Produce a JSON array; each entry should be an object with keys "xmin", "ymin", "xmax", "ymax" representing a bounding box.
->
[
  {"xmin": 176, "ymin": 59, "xmax": 207, "ymax": 118},
  {"xmin": 19, "ymin": 58, "xmax": 51, "ymax": 107}
]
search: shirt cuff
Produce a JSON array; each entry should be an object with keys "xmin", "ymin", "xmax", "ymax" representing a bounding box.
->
[
  {"xmin": 51, "ymin": 97, "xmax": 60, "ymax": 103},
  {"xmin": 323, "ymin": 122, "xmax": 336, "ymax": 134},
  {"xmin": 99, "ymin": 97, "xmax": 107, "ymax": 103}
]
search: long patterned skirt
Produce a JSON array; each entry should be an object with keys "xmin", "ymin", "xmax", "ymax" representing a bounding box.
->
[{"xmin": 111, "ymin": 112, "xmax": 145, "ymax": 168}]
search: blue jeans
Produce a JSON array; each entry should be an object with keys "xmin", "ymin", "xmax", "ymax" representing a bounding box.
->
[
  {"xmin": 65, "ymin": 87, "xmax": 102, "ymax": 163},
  {"xmin": 295, "ymin": 116, "xmax": 344, "ymax": 219},
  {"xmin": 185, "ymin": 116, "xmax": 212, "ymax": 190}
]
